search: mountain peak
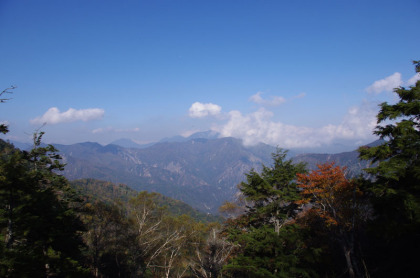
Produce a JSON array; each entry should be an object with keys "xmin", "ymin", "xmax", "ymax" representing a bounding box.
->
[
  {"xmin": 158, "ymin": 130, "xmax": 220, "ymax": 143},
  {"xmin": 187, "ymin": 130, "xmax": 219, "ymax": 140},
  {"xmin": 110, "ymin": 138, "xmax": 155, "ymax": 149}
]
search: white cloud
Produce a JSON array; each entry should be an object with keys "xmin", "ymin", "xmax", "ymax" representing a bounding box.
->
[
  {"xmin": 213, "ymin": 103, "xmax": 378, "ymax": 148},
  {"xmin": 31, "ymin": 107, "xmax": 104, "ymax": 125},
  {"xmin": 406, "ymin": 73, "xmax": 420, "ymax": 86},
  {"xmin": 215, "ymin": 108, "xmax": 316, "ymax": 147},
  {"xmin": 189, "ymin": 87, "xmax": 380, "ymax": 149},
  {"xmin": 189, "ymin": 102, "xmax": 221, "ymax": 118},
  {"xmin": 366, "ymin": 72, "xmax": 402, "ymax": 94},
  {"xmin": 92, "ymin": 127, "xmax": 140, "ymax": 134},
  {"xmin": 320, "ymin": 101, "xmax": 377, "ymax": 142},
  {"xmin": 249, "ymin": 92, "xmax": 286, "ymax": 106},
  {"xmin": 92, "ymin": 127, "xmax": 110, "ymax": 134}
]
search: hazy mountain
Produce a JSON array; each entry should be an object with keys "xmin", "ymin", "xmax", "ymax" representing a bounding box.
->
[
  {"xmin": 292, "ymin": 140, "xmax": 383, "ymax": 176},
  {"xmin": 111, "ymin": 131, "xmax": 221, "ymax": 148},
  {"xmin": 187, "ymin": 130, "xmax": 220, "ymax": 140},
  {"xmin": 293, "ymin": 150, "xmax": 368, "ymax": 177},
  {"xmin": 56, "ymin": 137, "xmax": 275, "ymax": 213},
  {"xmin": 110, "ymin": 138, "xmax": 155, "ymax": 149},
  {"xmin": 288, "ymin": 142, "xmax": 367, "ymax": 155},
  {"xmin": 7, "ymin": 140, "xmax": 32, "ymax": 151},
  {"xmin": 159, "ymin": 130, "xmax": 221, "ymax": 143},
  {"xmin": 158, "ymin": 135, "xmax": 187, "ymax": 143}
]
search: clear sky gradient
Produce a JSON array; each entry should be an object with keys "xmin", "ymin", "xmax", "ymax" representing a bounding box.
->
[{"xmin": 1, "ymin": 0, "xmax": 419, "ymax": 151}]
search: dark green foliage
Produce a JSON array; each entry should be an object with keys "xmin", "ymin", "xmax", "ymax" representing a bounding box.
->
[
  {"xmin": 0, "ymin": 125, "xmax": 8, "ymax": 134},
  {"xmin": 240, "ymin": 150, "xmax": 306, "ymax": 224},
  {"xmin": 358, "ymin": 60, "xmax": 420, "ymax": 277},
  {"xmin": 0, "ymin": 135, "xmax": 88, "ymax": 277},
  {"xmin": 224, "ymin": 224, "xmax": 319, "ymax": 278},
  {"xmin": 223, "ymin": 149, "xmax": 318, "ymax": 277}
]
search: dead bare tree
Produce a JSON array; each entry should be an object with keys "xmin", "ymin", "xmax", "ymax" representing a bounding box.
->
[
  {"xmin": 1, "ymin": 86, "xmax": 16, "ymax": 134},
  {"xmin": 128, "ymin": 192, "xmax": 197, "ymax": 277},
  {"xmin": 191, "ymin": 228, "xmax": 235, "ymax": 278}
]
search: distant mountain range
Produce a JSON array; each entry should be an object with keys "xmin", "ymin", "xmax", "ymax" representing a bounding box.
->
[
  {"xmin": 110, "ymin": 130, "xmax": 221, "ymax": 149},
  {"xmin": 291, "ymin": 139, "xmax": 382, "ymax": 176},
  {"xmin": 53, "ymin": 137, "xmax": 275, "ymax": 213},
  {"xmin": 8, "ymin": 132, "xmax": 380, "ymax": 214}
]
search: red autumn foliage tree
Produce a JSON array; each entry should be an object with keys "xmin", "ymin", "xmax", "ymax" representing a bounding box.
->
[
  {"xmin": 296, "ymin": 163, "xmax": 362, "ymax": 227},
  {"xmin": 296, "ymin": 163, "xmax": 367, "ymax": 278}
]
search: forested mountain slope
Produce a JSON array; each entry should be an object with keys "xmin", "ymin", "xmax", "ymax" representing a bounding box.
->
[{"xmin": 70, "ymin": 178, "xmax": 222, "ymax": 223}]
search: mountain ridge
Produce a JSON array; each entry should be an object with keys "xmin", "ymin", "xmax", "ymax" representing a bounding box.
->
[
  {"xmin": 55, "ymin": 137, "xmax": 275, "ymax": 213},
  {"xmin": 7, "ymin": 134, "xmax": 380, "ymax": 213}
]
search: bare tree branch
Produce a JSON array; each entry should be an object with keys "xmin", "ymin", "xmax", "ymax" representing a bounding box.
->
[{"xmin": 0, "ymin": 85, "xmax": 16, "ymax": 103}]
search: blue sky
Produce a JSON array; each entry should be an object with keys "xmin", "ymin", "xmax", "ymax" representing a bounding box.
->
[{"xmin": 0, "ymin": 0, "xmax": 419, "ymax": 151}]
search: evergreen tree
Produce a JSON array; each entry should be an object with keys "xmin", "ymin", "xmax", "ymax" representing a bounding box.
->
[
  {"xmin": 358, "ymin": 60, "xmax": 420, "ymax": 277},
  {"xmin": 223, "ymin": 149, "xmax": 319, "ymax": 277},
  {"xmin": 0, "ymin": 133, "xmax": 88, "ymax": 277},
  {"xmin": 239, "ymin": 150, "xmax": 306, "ymax": 229}
]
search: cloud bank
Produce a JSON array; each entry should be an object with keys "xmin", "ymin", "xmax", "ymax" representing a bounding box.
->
[
  {"xmin": 366, "ymin": 72, "xmax": 420, "ymax": 94},
  {"xmin": 31, "ymin": 107, "xmax": 104, "ymax": 125},
  {"xmin": 189, "ymin": 102, "xmax": 221, "ymax": 118},
  {"xmin": 366, "ymin": 72, "xmax": 402, "ymax": 94},
  {"xmin": 212, "ymin": 103, "xmax": 377, "ymax": 148},
  {"xmin": 189, "ymin": 91, "xmax": 378, "ymax": 149}
]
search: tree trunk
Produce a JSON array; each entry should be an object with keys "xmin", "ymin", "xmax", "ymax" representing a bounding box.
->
[
  {"xmin": 341, "ymin": 232, "xmax": 362, "ymax": 278},
  {"xmin": 5, "ymin": 188, "xmax": 15, "ymax": 249},
  {"xmin": 6, "ymin": 215, "xmax": 14, "ymax": 249},
  {"xmin": 343, "ymin": 245, "xmax": 355, "ymax": 278}
]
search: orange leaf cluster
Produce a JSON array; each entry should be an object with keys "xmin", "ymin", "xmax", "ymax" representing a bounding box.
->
[{"xmin": 296, "ymin": 163, "xmax": 360, "ymax": 228}]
